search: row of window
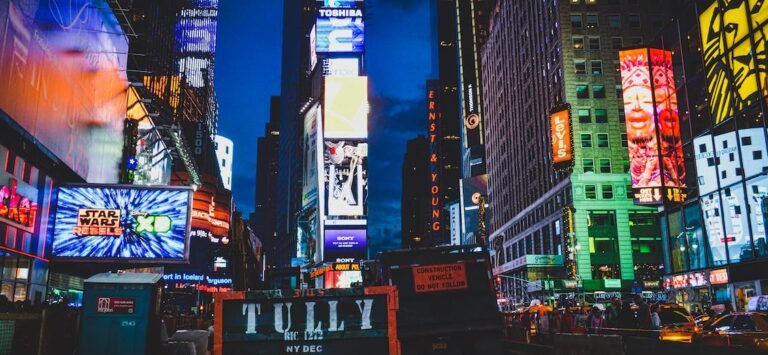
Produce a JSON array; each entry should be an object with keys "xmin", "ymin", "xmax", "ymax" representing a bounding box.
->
[
  {"xmin": 580, "ymin": 133, "xmax": 628, "ymax": 148},
  {"xmin": 584, "ymin": 184, "xmax": 635, "ymax": 200},
  {"xmin": 570, "ymin": 13, "xmax": 642, "ymax": 30},
  {"xmin": 576, "ymin": 84, "xmax": 624, "ymax": 100},
  {"xmin": 573, "ymin": 36, "xmax": 644, "ymax": 51}
]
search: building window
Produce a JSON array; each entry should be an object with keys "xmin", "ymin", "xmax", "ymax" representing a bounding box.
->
[
  {"xmin": 615, "ymin": 84, "xmax": 623, "ymax": 99},
  {"xmin": 593, "ymin": 84, "xmax": 605, "ymax": 98},
  {"xmin": 571, "ymin": 14, "xmax": 583, "ymax": 28},
  {"xmin": 591, "ymin": 60, "xmax": 602, "ymax": 75},
  {"xmin": 631, "ymin": 36, "xmax": 643, "ymax": 45},
  {"xmin": 623, "ymin": 159, "xmax": 630, "ymax": 173},
  {"xmin": 575, "ymin": 59, "xmax": 587, "ymax": 74},
  {"xmin": 618, "ymin": 109, "xmax": 625, "ymax": 122},
  {"xmin": 628, "ymin": 14, "xmax": 641, "ymax": 29},
  {"xmin": 597, "ymin": 133, "xmax": 609, "ymax": 147},
  {"xmin": 573, "ymin": 36, "xmax": 584, "ymax": 49},
  {"xmin": 588, "ymin": 36, "xmax": 600, "ymax": 50},
  {"xmin": 621, "ymin": 133, "xmax": 628, "ymax": 147},
  {"xmin": 584, "ymin": 159, "xmax": 595, "ymax": 173},
  {"xmin": 585, "ymin": 185, "xmax": 597, "ymax": 199},
  {"xmin": 576, "ymin": 84, "xmax": 589, "ymax": 98},
  {"xmin": 608, "ymin": 15, "xmax": 621, "ymax": 29},
  {"xmin": 627, "ymin": 185, "xmax": 634, "ymax": 199},
  {"xmin": 595, "ymin": 108, "xmax": 607, "ymax": 122},
  {"xmin": 602, "ymin": 185, "xmax": 614, "ymax": 199},
  {"xmin": 611, "ymin": 37, "xmax": 623, "ymax": 50},
  {"xmin": 586, "ymin": 14, "xmax": 599, "ymax": 28},
  {"xmin": 599, "ymin": 158, "xmax": 611, "ymax": 173},
  {"xmin": 581, "ymin": 133, "xmax": 593, "ymax": 148},
  {"xmin": 578, "ymin": 108, "xmax": 591, "ymax": 123}
]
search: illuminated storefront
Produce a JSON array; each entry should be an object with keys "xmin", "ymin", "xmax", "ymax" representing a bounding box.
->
[{"xmin": 654, "ymin": 0, "xmax": 768, "ymax": 311}]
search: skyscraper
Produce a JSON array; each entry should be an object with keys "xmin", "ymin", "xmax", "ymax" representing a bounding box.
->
[
  {"xmin": 482, "ymin": 0, "xmax": 681, "ymax": 305},
  {"xmin": 252, "ymin": 97, "xmax": 281, "ymax": 269},
  {"xmin": 427, "ymin": 0, "xmax": 463, "ymax": 246},
  {"xmin": 402, "ymin": 136, "xmax": 431, "ymax": 249}
]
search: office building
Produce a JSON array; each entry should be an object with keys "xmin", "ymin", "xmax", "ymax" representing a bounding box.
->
[
  {"xmin": 483, "ymin": 0, "xmax": 681, "ymax": 306},
  {"xmin": 402, "ymin": 136, "xmax": 431, "ymax": 249}
]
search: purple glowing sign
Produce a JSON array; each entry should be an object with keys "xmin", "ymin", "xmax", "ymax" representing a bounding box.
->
[{"xmin": 324, "ymin": 229, "xmax": 367, "ymax": 262}]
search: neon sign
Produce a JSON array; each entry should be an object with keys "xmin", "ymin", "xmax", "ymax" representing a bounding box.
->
[
  {"xmin": 428, "ymin": 83, "xmax": 441, "ymax": 233},
  {"xmin": 0, "ymin": 179, "xmax": 38, "ymax": 232}
]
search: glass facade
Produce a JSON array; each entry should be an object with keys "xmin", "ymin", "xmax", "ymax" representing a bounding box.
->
[{"xmin": 650, "ymin": 0, "xmax": 768, "ymax": 311}]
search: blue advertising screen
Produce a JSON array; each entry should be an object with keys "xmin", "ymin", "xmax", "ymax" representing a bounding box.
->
[
  {"xmin": 176, "ymin": 9, "xmax": 218, "ymax": 54},
  {"xmin": 316, "ymin": 16, "xmax": 365, "ymax": 53},
  {"xmin": 52, "ymin": 185, "xmax": 193, "ymax": 262},
  {"xmin": 324, "ymin": 228, "xmax": 367, "ymax": 262},
  {"xmin": 324, "ymin": 0, "xmax": 359, "ymax": 6}
]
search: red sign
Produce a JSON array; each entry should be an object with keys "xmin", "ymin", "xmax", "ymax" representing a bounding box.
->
[
  {"xmin": 710, "ymin": 268, "xmax": 729, "ymax": 285},
  {"xmin": 412, "ymin": 263, "xmax": 468, "ymax": 293},
  {"xmin": 96, "ymin": 297, "xmax": 135, "ymax": 314},
  {"xmin": 0, "ymin": 179, "xmax": 38, "ymax": 233}
]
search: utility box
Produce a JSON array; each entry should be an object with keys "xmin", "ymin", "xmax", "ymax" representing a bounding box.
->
[{"xmin": 79, "ymin": 272, "xmax": 163, "ymax": 355}]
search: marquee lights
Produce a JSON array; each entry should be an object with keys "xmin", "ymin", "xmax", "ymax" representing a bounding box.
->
[{"xmin": 0, "ymin": 179, "xmax": 38, "ymax": 232}]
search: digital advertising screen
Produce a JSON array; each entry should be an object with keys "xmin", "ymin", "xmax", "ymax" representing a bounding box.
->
[
  {"xmin": 323, "ymin": 140, "xmax": 368, "ymax": 217},
  {"xmin": 324, "ymin": 76, "xmax": 368, "ymax": 139},
  {"xmin": 620, "ymin": 48, "xmax": 661, "ymax": 193},
  {"xmin": 316, "ymin": 14, "xmax": 365, "ymax": 53},
  {"xmin": 324, "ymin": 228, "xmax": 367, "ymax": 262},
  {"xmin": 323, "ymin": 0, "xmax": 360, "ymax": 6},
  {"xmin": 52, "ymin": 185, "xmax": 193, "ymax": 262},
  {"xmin": 324, "ymin": 270, "xmax": 363, "ymax": 289},
  {"xmin": 302, "ymin": 103, "xmax": 322, "ymax": 206},
  {"xmin": 649, "ymin": 49, "xmax": 686, "ymax": 190},
  {"xmin": 176, "ymin": 8, "xmax": 218, "ymax": 54},
  {"xmin": 0, "ymin": 0, "xmax": 128, "ymax": 182},
  {"xmin": 323, "ymin": 58, "xmax": 360, "ymax": 77}
]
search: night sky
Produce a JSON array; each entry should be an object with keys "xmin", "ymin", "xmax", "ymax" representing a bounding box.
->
[{"xmin": 215, "ymin": 0, "xmax": 434, "ymax": 256}]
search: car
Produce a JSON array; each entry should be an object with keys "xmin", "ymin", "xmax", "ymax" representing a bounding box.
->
[
  {"xmin": 693, "ymin": 312, "xmax": 768, "ymax": 349},
  {"xmin": 657, "ymin": 304, "xmax": 698, "ymax": 343}
]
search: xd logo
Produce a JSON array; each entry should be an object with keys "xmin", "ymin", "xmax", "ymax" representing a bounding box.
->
[{"xmin": 134, "ymin": 214, "xmax": 172, "ymax": 233}]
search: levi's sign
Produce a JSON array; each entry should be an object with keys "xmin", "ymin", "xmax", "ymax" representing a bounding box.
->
[
  {"xmin": 412, "ymin": 263, "xmax": 468, "ymax": 293},
  {"xmin": 218, "ymin": 288, "xmax": 394, "ymax": 355}
]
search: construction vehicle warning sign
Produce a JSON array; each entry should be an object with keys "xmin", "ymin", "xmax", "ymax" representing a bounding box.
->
[{"xmin": 412, "ymin": 263, "xmax": 468, "ymax": 293}]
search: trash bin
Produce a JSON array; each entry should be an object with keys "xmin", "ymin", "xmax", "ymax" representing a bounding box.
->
[{"xmin": 79, "ymin": 272, "xmax": 163, "ymax": 355}]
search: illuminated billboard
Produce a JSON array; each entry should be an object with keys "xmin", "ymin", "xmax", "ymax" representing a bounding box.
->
[
  {"xmin": 310, "ymin": 25, "xmax": 318, "ymax": 70},
  {"xmin": 316, "ymin": 14, "xmax": 365, "ymax": 53},
  {"xmin": 324, "ymin": 270, "xmax": 363, "ymax": 288},
  {"xmin": 324, "ymin": 228, "xmax": 367, "ymax": 262},
  {"xmin": 699, "ymin": 0, "xmax": 767, "ymax": 124},
  {"xmin": 0, "ymin": 0, "xmax": 128, "ymax": 182},
  {"xmin": 323, "ymin": 0, "xmax": 360, "ymax": 6},
  {"xmin": 302, "ymin": 104, "xmax": 322, "ymax": 206},
  {"xmin": 52, "ymin": 185, "xmax": 193, "ymax": 262},
  {"xmin": 619, "ymin": 48, "xmax": 686, "ymax": 205},
  {"xmin": 323, "ymin": 140, "xmax": 368, "ymax": 217},
  {"xmin": 459, "ymin": 175, "xmax": 488, "ymax": 245},
  {"xmin": 323, "ymin": 58, "xmax": 360, "ymax": 77},
  {"xmin": 550, "ymin": 104, "xmax": 573, "ymax": 169},
  {"xmin": 176, "ymin": 7, "xmax": 218, "ymax": 54},
  {"xmin": 324, "ymin": 76, "xmax": 368, "ymax": 139}
]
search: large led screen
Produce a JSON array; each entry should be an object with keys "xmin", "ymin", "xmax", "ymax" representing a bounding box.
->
[
  {"xmin": 176, "ymin": 8, "xmax": 218, "ymax": 54},
  {"xmin": 316, "ymin": 15, "xmax": 365, "ymax": 53},
  {"xmin": 699, "ymin": 0, "xmax": 767, "ymax": 124},
  {"xmin": 620, "ymin": 49, "xmax": 661, "ymax": 191},
  {"xmin": 323, "ymin": 58, "xmax": 360, "ymax": 77},
  {"xmin": 302, "ymin": 104, "xmax": 322, "ymax": 206},
  {"xmin": 324, "ymin": 140, "xmax": 368, "ymax": 217},
  {"xmin": 324, "ymin": 76, "xmax": 368, "ymax": 139},
  {"xmin": 52, "ymin": 185, "xmax": 193, "ymax": 262},
  {"xmin": 619, "ymin": 48, "xmax": 686, "ymax": 204},
  {"xmin": 324, "ymin": 228, "xmax": 367, "ymax": 262},
  {"xmin": 0, "ymin": 0, "xmax": 128, "ymax": 182},
  {"xmin": 649, "ymin": 49, "xmax": 686, "ymax": 189}
]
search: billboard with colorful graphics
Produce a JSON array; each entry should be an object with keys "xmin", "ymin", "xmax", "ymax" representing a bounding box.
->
[
  {"xmin": 619, "ymin": 48, "xmax": 686, "ymax": 204},
  {"xmin": 324, "ymin": 76, "xmax": 368, "ymax": 139},
  {"xmin": 0, "ymin": 0, "xmax": 129, "ymax": 182},
  {"xmin": 316, "ymin": 10, "xmax": 365, "ymax": 53},
  {"xmin": 52, "ymin": 185, "xmax": 193, "ymax": 262},
  {"xmin": 550, "ymin": 104, "xmax": 573, "ymax": 169}
]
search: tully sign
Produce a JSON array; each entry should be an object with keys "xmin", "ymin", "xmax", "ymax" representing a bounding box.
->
[{"xmin": 214, "ymin": 287, "xmax": 399, "ymax": 355}]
